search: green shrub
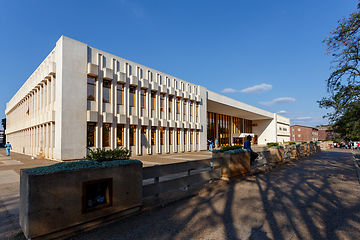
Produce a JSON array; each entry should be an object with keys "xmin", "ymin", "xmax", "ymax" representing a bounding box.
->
[
  {"xmin": 310, "ymin": 141, "xmax": 314, "ymax": 143},
  {"xmin": 84, "ymin": 147, "xmax": 132, "ymax": 162},
  {"xmin": 301, "ymin": 141, "xmax": 307, "ymax": 144},
  {"xmin": 267, "ymin": 142, "xmax": 279, "ymax": 148},
  {"xmin": 25, "ymin": 159, "xmax": 141, "ymax": 174},
  {"xmin": 219, "ymin": 145, "xmax": 243, "ymax": 152},
  {"xmin": 223, "ymin": 149, "xmax": 248, "ymax": 154},
  {"xmin": 286, "ymin": 141, "xmax": 296, "ymax": 145}
]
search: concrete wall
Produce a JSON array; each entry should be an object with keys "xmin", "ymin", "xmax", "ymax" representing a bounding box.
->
[{"xmin": 54, "ymin": 36, "xmax": 88, "ymax": 160}]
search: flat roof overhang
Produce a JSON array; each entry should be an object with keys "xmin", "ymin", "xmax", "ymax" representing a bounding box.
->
[{"xmin": 207, "ymin": 90, "xmax": 274, "ymax": 121}]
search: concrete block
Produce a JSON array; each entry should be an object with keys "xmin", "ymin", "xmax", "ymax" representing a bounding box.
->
[{"xmin": 20, "ymin": 161, "xmax": 142, "ymax": 239}]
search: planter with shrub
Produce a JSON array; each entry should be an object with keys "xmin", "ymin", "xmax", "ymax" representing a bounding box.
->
[
  {"xmin": 212, "ymin": 146, "xmax": 250, "ymax": 180},
  {"xmin": 20, "ymin": 148, "xmax": 142, "ymax": 240}
]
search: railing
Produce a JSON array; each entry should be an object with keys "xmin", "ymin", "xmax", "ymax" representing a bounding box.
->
[{"xmin": 142, "ymin": 157, "xmax": 222, "ymax": 198}]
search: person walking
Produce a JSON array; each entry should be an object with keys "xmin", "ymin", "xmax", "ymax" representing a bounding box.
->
[
  {"xmin": 207, "ymin": 139, "xmax": 213, "ymax": 151},
  {"xmin": 4, "ymin": 142, "xmax": 12, "ymax": 156},
  {"xmin": 244, "ymin": 135, "xmax": 258, "ymax": 164}
]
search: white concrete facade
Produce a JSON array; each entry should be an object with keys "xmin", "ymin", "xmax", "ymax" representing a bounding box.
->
[{"xmin": 5, "ymin": 36, "xmax": 290, "ymax": 161}]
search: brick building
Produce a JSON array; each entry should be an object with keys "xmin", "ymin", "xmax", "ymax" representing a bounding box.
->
[
  {"xmin": 317, "ymin": 126, "xmax": 335, "ymax": 141},
  {"xmin": 290, "ymin": 125, "xmax": 318, "ymax": 142}
]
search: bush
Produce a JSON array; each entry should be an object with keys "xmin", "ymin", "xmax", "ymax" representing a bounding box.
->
[
  {"xmin": 301, "ymin": 141, "xmax": 307, "ymax": 144},
  {"xmin": 84, "ymin": 147, "xmax": 132, "ymax": 162},
  {"xmin": 219, "ymin": 145, "xmax": 243, "ymax": 152},
  {"xmin": 286, "ymin": 141, "xmax": 296, "ymax": 145},
  {"xmin": 267, "ymin": 142, "xmax": 279, "ymax": 148}
]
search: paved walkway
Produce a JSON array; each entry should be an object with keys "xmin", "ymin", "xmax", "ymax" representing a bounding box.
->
[{"xmin": 1, "ymin": 148, "xmax": 360, "ymax": 239}]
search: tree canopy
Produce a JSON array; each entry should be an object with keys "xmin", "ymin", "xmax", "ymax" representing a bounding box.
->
[{"xmin": 319, "ymin": 1, "xmax": 360, "ymax": 140}]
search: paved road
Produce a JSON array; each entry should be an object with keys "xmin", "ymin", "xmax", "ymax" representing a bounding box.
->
[
  {"xmin": 1, "ymin": 148, "xmax": 360, "ymax": 239},
  {"xmin": 68, "ymin": 148, "xmax": 360, "ymax": 240}
]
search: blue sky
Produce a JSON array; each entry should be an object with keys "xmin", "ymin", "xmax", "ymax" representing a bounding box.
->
[{"xmin": 0, "ymin": 0, "xmax": 358, "ymax": 130}]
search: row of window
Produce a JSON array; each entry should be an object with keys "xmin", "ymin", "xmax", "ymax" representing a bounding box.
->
[
  {"xmin": 87, "ymin": 123, "xmax": 200, "ymax": 148},
  {"xmin": 88, "ymin": 49, "xmax": 199, "ymax": 93},
  {"xmin": 7, "ymin": 78, "xmax": 55, "ymax": 130},
  {"xmin": 87, "ymin": 76, "xmax": 200, "ymax": 116},
  {"xmin": 207, "ymin": 112, "xmax": 253, "ymax": 146}
]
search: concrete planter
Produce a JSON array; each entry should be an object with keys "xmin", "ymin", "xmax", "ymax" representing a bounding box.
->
[
  {"xmin": 304, "ymin": 144, "xmax": 310, "ymax": 157},
  {"xmin": 269, "ymin": 146, "xmax": 284, "ymax": 163},
  {"xmin": 212, "ymin": 150, "xmax": 250, "ymax": 180},
  {"xmin": 309, "ymin": 143, "xmax": 316, "ymax": 155},
  {"xmin": 20, "ymin": 160, "xmax": 142, "ymax": 240},
  {"xmin": 316, "ymin": 143, "xmax": 321, "ymax": 153},
  {"xmin": 290, "ymin": 144, "xmax": 300, "ymax": 160}
]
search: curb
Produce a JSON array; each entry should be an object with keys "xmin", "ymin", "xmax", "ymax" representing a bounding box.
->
[{"xmin": 352, "ymin": 150, "xmax": 360, "ymax": 184}]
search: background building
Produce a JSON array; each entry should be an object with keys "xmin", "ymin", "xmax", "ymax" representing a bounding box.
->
[
  {"xmin": 5, "ymin": 36, "xmax": 290, "ymax": 161},
  {"xmin": 0, "ymin": 130, "xmax": 4, "ymax": 146},
  {"xmin": 317, "ymin": 126, "xmax": 335, "ymax": 141},
  {"xmin": 290, "ymin": 125, "xmax": 318, "ymax": 142}
]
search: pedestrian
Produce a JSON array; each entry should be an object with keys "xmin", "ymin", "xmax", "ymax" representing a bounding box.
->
[
  {"xmin": 244, "ymin": 135, "xmax": 258, "ymax": 164},
  {"xmin": 214, "ymin": 138, "xmax": 218, "ymax": 149},
  {"xmin": 207, "ymin": 139, "xmax": 213, "ymax": 151},
  {"xmin": 4, "ymin": 142, "xmax": 12, "ymax": 156}
]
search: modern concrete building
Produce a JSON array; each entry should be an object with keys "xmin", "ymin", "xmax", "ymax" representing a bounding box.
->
[
  {"xmin": 5, "ymin": 36, "xmax": 290, "ymax": 161},
  {"xmin": 290, "ymin": 125, "xmax": 318, "ymax": 142}
]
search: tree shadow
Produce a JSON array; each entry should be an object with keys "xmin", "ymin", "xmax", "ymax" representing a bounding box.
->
[{"xmin": 67, "ymin": 149, "xmax": 360, "ymax": 240}]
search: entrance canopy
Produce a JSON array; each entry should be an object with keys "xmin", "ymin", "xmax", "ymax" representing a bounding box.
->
[{"xmin": 207, "ymin": 91, "xmax": 274, "ymax": 121}]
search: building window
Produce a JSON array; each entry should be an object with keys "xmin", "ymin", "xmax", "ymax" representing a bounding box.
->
[
  {"xmin": 169, "ymin": 128, "xmax": 173, "ymax": 145},
  {"xmin": 190, "ymin": 130, "xmax": 193, "ymax": 144},
  {"xmin": 233, "ymin": 117, "xmax": 243, "ymax": 134},
  {"xmin": 103, "ymin": 80, "xmax": 111, "ymax": 103},
  {"xmin": 117, "ymin": 83, "xmax": 124, "ymax": 105},
  {"xmin": 160, "ymin": 93, "xmax": 165, "ymax": 111},
  {"xmin": 196, "ymin": 103, "xmax": 199, "ymax": 117},
  {"xmin": 176, "ymin": 98, "xmax": 180, "ymax": 114},
  {"xmin": 177, "ymin": 129, "xmax": 180, "ymax": 145},
  {"xmin": 207, "ymin": 112, "xmax": 216, "ymax": 143},
  {"xmin": 160, "ymin": 127, "xmax": 165, "ymax": 145},
  {"xmin": 244, "ymin": 119, "xmax": 252, "ymax": 133},
  {"xmin": 196, "ymin": 130, "xmax": 199, "ymax": 144},
  {"xmin": 87, "ymin": 76, "xmax": 96, "ymax": 101},
  {"xmin": 151, "ymin": 127, "xmax": 156, "ymax": 145},
  {"xmin": 103, "ymin": 123, "xmax": 111, "ymax": 147},
  {"xmin": 190, "ymin": 102, "xmax": 193, "ymax": 116},
  {"xmin": 141, "ymin": 89, "xmax": 146, "ymax": 109},
  {"xmin": 183, "ymin": 101, "xmax": 187, "ymax": 115},
  {"xmin": 218, "ymin": 114, "xmax": 231, "ymax": 146},
  {"xmin": 169, "ymin": 96, "xmax": 173, "ymax": 113},
  {"xmin": 298, "ymin": 128, "xmax": 301, "ymax": 131},
  {"xmin": 298, "ymin": 134, "xmax": 301, "ymax": 137},
  {"xmin": 129, "ymin": 86, "xmax": 136, "ymax": 107},
  {"xmin": 117, "ymin": 124, "xmax": 124, "ymax": 147},
  {"xmin": 87, "ymin": 122, "xmax": 96, "ymax": 147},
  {"xmin": 141, "ymin": 126, "xmax": 147, "ymax": 146},
  {"xmin": 151, "ymin": 91, "xmax": 156, "ymax": 110},
  {"xmin": 184, "ymin": 129, "xmax": 187, "ymax": 145},
  {"xmin": 129, "ymin": 125, "xmax": 136, "ymax": 146}
]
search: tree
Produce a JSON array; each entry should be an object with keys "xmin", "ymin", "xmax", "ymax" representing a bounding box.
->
[{"xmin": 319, "ymin": 1, "xmax": 360, "ymax": 140}]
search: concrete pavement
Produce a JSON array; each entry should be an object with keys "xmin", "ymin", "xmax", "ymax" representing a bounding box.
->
[
  {"xmin": 68, "ymin": 149, "xmax": 360, "ymax": 240},
  {"xmin": 1, "ymin": 148, "xmax": 360, "ymax": 239}
]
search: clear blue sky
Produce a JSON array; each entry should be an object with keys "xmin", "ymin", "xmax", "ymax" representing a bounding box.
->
[{"xmin": 0, "ymin": 0, "xmax": 358, "ymax": 130}]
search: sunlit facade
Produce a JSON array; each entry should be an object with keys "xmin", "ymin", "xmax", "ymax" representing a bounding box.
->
[{"xmin": 5, "ymin": 36, "xmax": 290, "ymax": 161}]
